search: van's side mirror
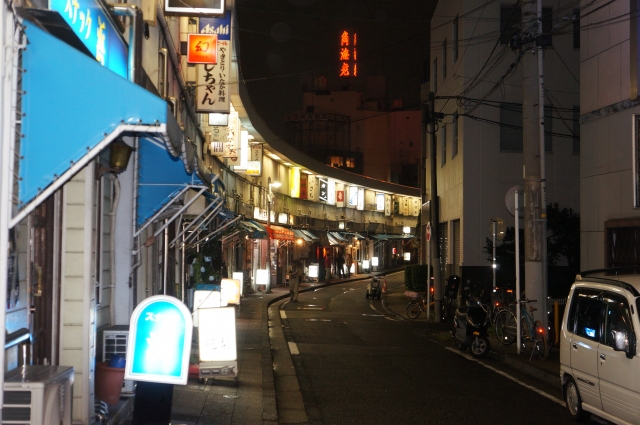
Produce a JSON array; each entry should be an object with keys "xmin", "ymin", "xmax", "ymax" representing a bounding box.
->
[{"xmin": 612, "ymin": 329, "xmax": 637, "ymax": 359}]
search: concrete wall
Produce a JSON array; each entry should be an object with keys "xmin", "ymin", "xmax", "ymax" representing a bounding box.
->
[
  {"xmin": 430, "ymin": 0, "xmax": 580, "ymax": 273},
  {"xmin": 579, "ymin": 0, "xmax": 638, "ymax": 270}
]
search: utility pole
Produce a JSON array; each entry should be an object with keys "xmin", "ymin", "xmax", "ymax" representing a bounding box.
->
[
  {"xmin": 521, "ymin": 0, "xmax": 546, "ymax": 325},
  {"xmin": 427, "ymin": 92, "xmax": 443, "ymax": 323}
]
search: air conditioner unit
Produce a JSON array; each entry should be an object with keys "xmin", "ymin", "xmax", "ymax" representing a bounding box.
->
[
  {"xmin": 102, "ymin": 325, "xmax": 135, "ymax": 394},
  {"xmin": 3, "ymin": 365, "xmax": 74, "ymax": 425}
]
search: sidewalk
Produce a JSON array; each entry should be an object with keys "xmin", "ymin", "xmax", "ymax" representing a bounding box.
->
[{"xmin": 117, "ymin": 269, "xmax": 561, "ymax": 424}]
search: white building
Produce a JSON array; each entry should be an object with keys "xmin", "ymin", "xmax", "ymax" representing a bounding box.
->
[
  {"xmin": 578, "ymin": 0, "xmax": 640, "ymax": 270},
  {"xmin": 428, "ymin": 0, "xmax": 580, "ymax": 284}
]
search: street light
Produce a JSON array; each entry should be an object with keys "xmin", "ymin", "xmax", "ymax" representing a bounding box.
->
[{"xmin": 266, "ymin": 177, "xmax": 281, "ymax": 293}]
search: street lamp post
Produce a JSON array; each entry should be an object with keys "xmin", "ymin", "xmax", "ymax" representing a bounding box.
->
[{"xmin": 266, "ymin": 177, "xmax": 281, "ymax": 293}]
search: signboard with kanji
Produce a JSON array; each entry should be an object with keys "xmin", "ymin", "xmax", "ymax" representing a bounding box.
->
[{"xmin": 196, "ymin": 12, "xmax": 231, "ymax": 113}]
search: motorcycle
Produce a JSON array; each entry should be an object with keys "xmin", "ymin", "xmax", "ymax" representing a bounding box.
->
[{"xmin": 451, "ymin": 295, "xmax": 491, "ymax": 358}]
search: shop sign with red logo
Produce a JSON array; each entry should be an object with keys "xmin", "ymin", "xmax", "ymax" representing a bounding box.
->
[{"xmin": 187, "ymin": 34, "xmax": 217, "ymax": 64}]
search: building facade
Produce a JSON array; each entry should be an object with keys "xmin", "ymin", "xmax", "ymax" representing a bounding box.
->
[{"xmin": 427, "ymin": 0, "xmax": 580, "ymax": 285}]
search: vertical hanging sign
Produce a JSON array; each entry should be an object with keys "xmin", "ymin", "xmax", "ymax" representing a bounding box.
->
[
  {"xmin": 224, "ymin": 111, "xmax": 240, "ymax": 165},
  {"xmin": 197, "ymin": 12, "xmax": 231, "ymax": 113},
  {"xmin": 307, "ymin": 175, "xmax": 317, "ymax": 201},
  {"xmin": 246, "ymin": 143, "xmax": 263, "ymax": 176},
  {"xmin": 300, "ymin": 174, "xmax": 308, "ymax": 199},
  {"xmin": 339, "ymin": 30, "xmax": 357, "ymax": 77}
]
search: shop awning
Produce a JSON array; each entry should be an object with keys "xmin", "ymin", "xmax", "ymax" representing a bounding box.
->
[
  {"xmin": 233, "ymin": 220, "xmax": 268, "ymax": 240},
  {"xmin": 340, "ymin": 232, "xmax": 366, "ymax": 240},
  {"xmin": 137, "ymin": 138, "xmax": 205, "ymax": 228},
  {"xmin": 328, "ymin": 232, "xmax": 349, "ymax": 243},
  {"xmin": 266, "ymin": 225, "xmax": 295, "ymax": 241},
  {"xmin": 327, "ymin": 233, "xmax": 344, "ymax": 246},
  {"xmin": 309, "ymin": 230, "xmax": 330, "ymax": 247},
  {"xmin": 370, "ymin": 234, "xmax": 414, "ymax": 241},
  {"xmin": 11, "ymin": 22, "xmax": 209, "ymax": 228},
  {"xmin": 300, "ymin": 229, "xmax": 319, "ymax": 241},
  {"xmin": 293, "ymin": 229, "xmax": 314, "ymax": 243}
]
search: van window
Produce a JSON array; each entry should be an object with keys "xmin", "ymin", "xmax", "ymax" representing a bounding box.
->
[
  {"xmin": 602, "ymin": 293, "xmax": 633, "ymax": 347},
  {"xmin": 571, "ymin": 289, "xmax": 604, "ymax": 341}
]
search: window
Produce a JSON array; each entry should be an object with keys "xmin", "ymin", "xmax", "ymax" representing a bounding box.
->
[
  {"xmin": 573, "ymin": 9, "xmax": 580, "ymax": 49},
  {"xmin": 442, "ymin": 39, "xmax": 447, "ymax": 79},
  {"xmin": 330, "ymin": 156, "xmax": 343, "ymax": 167},
  {"xmin": 573, "ymin": 106, "xmax": 580, "ymax": 153},
  {"xmin": 441, "ymin": 125, "xmax": 447, "ymax": 167},
  {"xmin": 602, "ymin": 293, "xmax": 633, "ymax": 348},
  {"xmin": 606, "ymin": 223, "xmax": 640, "ymax": 267},
  {"xmin": 453, "ymin": 16, "xmax": 459, "ymax": 63},
  {"xmin": 500, "ymin": 5, "xmax": 521, "ymax": 45},
  {"xmin": 452, "ymin": 113, "xmax": 459, "ymax": 158},
  {"xmin": 571, "ymin": 289, "xmax": 603, "ymax": 341},
  {"xmin": 500, "ymin": 103, "xmax": 522, "ymax": 151},
  {"xmin": 433, "ymin": 58, "xmax": 438, "ymax": 92},
  {"xmin": 345, "ymin": 158, "xmax": 355, "ymax": 168}
]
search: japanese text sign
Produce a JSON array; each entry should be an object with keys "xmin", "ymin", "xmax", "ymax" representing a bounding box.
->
[
  {"xmin": 339, "ymin": 30, "xmax": 357, "ymax": 77},
  {"xmin": 196, "ymin": 12, "xmax": 231, "ymax": 113},
  {"xmin": 50, "ymin": 0, "xmax": 128, "ymax": 78},
  {"xmin": 187, "ymin": 34, "xmax": 217, "ymax": 64},
  {"xmin": 125, "ymin": 295, "xmax": 193, "ymax": 385}
]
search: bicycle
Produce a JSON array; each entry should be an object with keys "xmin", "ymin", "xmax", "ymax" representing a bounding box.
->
[
  {"xmin": 406, "ymin": 296, "xmax": 427, "ymax": 319},
  {"xmin": 493, "ymin": 299, "xmax": 548, "ymax": 360}
]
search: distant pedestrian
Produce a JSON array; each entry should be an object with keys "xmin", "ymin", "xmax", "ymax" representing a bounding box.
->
[
  {"xmin": 290, "ymin": 261, "xmax": 302, "ymax": 302},
  {"xmin": 337, "ymin": 252, "xmax": 345, "ymax": 278}
]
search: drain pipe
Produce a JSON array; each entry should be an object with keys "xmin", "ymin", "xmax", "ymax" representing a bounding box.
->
[{"xmin": 110, "ymin": 4, "xmax": 143, "ymax": 85}]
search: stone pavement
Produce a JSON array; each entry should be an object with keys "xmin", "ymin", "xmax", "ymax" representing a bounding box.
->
[{"xmin": 117, "ymin": 269, "xmax": 562, "ymax": 424}]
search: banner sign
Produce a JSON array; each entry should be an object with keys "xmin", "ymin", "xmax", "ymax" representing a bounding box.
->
[
  {"xmin": 165, "ymin": 0, "xmax": 224, "ymax": 16},
  {"xmin": 319, "ymin": 178, "xmax": 328, "ymax": 202},
  {"xmin": 376, "ymin": 193, "xmax": 385, "ymax": 211},
  {"xmin": 50, "ymin": 0, "xmax": 128, "ymax": 79},
  {"xmin": 307, "ymin": 175, "xmax": 317, "ymax": 201},
  {"xmin": 348, "ymin": 186, "xmax": 358, "ymax": 207},
  {"xmin": 300, "ymin": 174, "xmax": 308, "ymax": 199},
  {"xmin": 245, "ymin": 143, "xmax": 262, "ymax": 176},
  {"xmin": 125, "ymin": 295, "xmax": 193, "ymax": 385},
  {"xmin": 385, "ymin": 194, "xmax": 391, "ymax": 216},
  {"xmin": 224, "ymin": 111, "xmax": 239, "ymax": 161},
  {"xmin": 196, "ymin": 12, "xmax": 231, "ymax": 113}
]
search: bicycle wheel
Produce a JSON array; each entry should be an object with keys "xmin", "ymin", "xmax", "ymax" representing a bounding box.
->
[
  {"xmin": 534, "ymin": 320, "xmax": 549, "ymax": 360},
  {"xmin": 521, "ymin": 317, "xmax": 536, "ymax": 354},
  {"xmin": 494, "ymin": 310, "xmax": 517, "ymax": 345},
  {"xmin": 406, "ymin": 302, "xmax": 421, "ymax": 319}
]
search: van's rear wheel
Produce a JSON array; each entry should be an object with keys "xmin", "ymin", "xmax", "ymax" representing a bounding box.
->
[{"xmin": 564, "ymin": 376, "xmax": 589, "ymax": 422}]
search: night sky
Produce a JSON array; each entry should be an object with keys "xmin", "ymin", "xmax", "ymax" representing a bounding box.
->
[{"xmin": 235, "ymin": 0, "xmax": 436, "ymax": 139}]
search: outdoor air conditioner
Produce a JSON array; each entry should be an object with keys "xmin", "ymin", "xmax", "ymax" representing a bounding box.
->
[
  {"xmin": 102, "ymin": 325, "xmax": 135, "ymax": 394},
  {"xmin": 2, "ymin": 365, "xmax": 74, "ymax": 425}
]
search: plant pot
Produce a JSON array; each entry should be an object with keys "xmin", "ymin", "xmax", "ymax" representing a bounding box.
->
[{"xmin": 95, "ymin": 362, "xmax": 125, "ymax": 405}]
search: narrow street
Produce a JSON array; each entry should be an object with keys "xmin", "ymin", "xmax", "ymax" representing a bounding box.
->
[{"xmin": 276, "ymin": 273, "xmax": 605, "ymax": 425}]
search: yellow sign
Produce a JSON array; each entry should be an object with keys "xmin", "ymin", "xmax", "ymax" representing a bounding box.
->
[{"xmin": 289, "ymin": 167, "xmax": 300, "ymax": 198}]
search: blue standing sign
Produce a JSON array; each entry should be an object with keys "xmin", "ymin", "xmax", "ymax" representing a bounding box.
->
[{"xmin": 125, "ymin": 295, "xmax": 193, "ymax": 385}]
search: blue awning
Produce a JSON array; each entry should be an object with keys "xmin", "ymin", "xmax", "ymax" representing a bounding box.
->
[
  {"xmin": 137, "ymin": 138, "xmax": 204, "ymax": 227},
  {"xmin": 12, "ymin": 22, "xmax": 209, "ymax": 228}
]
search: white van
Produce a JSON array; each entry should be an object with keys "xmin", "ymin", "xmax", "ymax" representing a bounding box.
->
[{"xmin": 560, "ymin": 271, "xmax": 640, "ymax": 424}]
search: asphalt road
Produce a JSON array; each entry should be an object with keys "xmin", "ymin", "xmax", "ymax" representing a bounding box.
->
[{"xmin": 278, "ymin": 273, "xmax": 609, "ymax": 425}]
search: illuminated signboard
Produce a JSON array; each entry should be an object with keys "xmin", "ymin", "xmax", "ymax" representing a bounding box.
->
[
  {"xmin": 246, "ymin": 144, "xmax": 262, "ymax": 176},
  {"xmin": 254, "ymin": 206, "xmax": 267, "ymax": 221},
  {"xmin": 50, "ymin": 0, "xmax": 127, "ymax": 79},
  {"xmin": 125, "ymin": 295, "xmax": 193, "ymax": 385},
  {"xmin": 337, "ymin": 190, "xmax": 345, "ymax": 207},
  {"xmin": 224, "ymin": 111, "xmax": 240, "ymax": 164},
  {"xmin": 232, "ymin": 130, "xmax": 250, "ymax": 171},
  {"xmin": 376, "ymin": 193, "xmax": 385, "ymax": 211},
  {"xmin": 327, "ymin": 180, "xmax": 336, "ymax": 204},
  {"xmin": 232, "ymin": 272, "xmax": 244, "ymax": 296},
  {"xmin": 357, "ymin": 188, "xmax": 365, "ymax": 211},
  {"xmin": 220, "ymin": 279, "xmax": 241, "ymax": 305},
  {"xmin": 196, "ymin": 12, "xmax": 231, "ymax": 113},
  {"xmin": 372, "ymin": 257, "xmax": 379, "ymax": 267},
  {"xmin": 339, "ymin": 30, "xmax": 357, "ymax": 77},
  {"xmin": 193, "ymin": 290, "xmax": 222, "ymax": 327},
  {"xmin": 404, "ymin": 252, "xmax": 411, "ymax": 261},
  {"xmin": 348, "ymin": 186, "xmax": 358, "ymax": 207},
  {"xmin": 289, "ymin": 168, "xmax": 301, "ymax": 198},
  {"xmin": 187, "ymin": 34, "xmax": 217, "ymax": 64},
  {"xmin": 165, "ymin": 0, "xmax": 225, "ymax": 15},
  {"xmin": 308, "ymin": 263, "xmax": 319, "ymax": 278},
  {"xmin": 362, "ymin": 259, "xmax": 370, "ymax": 270},
  {"xmin": 403, "ymin": 226, "xmax": 411, "ymax": 234},
  {"xmin": 278, "ymin": 212, "xmax": 289, "ymax": 224},
  {"xmin": 319, "ymin": 178, "xmax": 328, "ymax": 202},
  {"xmin": 198, "ymin": 307, "xmax": 236, "ymax": 362}
]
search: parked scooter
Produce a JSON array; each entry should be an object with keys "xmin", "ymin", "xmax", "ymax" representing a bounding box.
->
[{"xmin": 451, "ymin": 286, "xmax": 491, "ymax": 358}]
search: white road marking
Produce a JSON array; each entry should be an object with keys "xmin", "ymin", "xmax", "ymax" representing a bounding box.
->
[
  {"xmin": 288, "ymin": 342, "xmax": 300, "ymax": 355},
  {"xmin": 445, "ymin": 347, "xmax": 564, "ymax": 406},
  {"xmin": 280, "ymin": 311, "xmax": 287, "ymax": 319}
]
